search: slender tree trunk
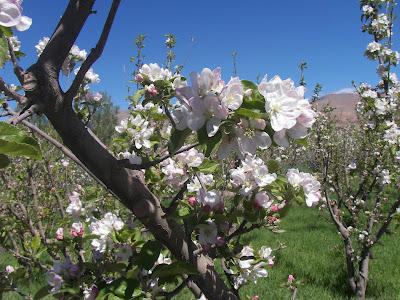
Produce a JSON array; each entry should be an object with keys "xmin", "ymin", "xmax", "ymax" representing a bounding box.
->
[{"xmin": 355, "ymin": 249, "xmax": 370, "ymax": 300}]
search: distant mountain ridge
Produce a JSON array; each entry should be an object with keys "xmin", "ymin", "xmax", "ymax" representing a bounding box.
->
[{"xmin": 313, "ymin": 93, "xmax": 359, "ymax": 125}]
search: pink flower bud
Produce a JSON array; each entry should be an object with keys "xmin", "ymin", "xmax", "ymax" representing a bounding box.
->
[
  {"xmin": 70, "ymin": 222, "xmax": 84, "ymax": 238},
  {"xmin": 146, "ymin": 84, "xmax": 158, "ymax": 96},
  {"xmin": 270, "ymin": 204, "xmax": 280, "ymax": 212},
  {"xmin": 188, "ymin": 196, "xmax": 197, "ymax": 206},
  {"xmin": 267, "ymin": 216, "xmax": 279, "ymax": 224},
  {"xmin": 268, "ymin": 258, "xmax": 275, "ymax": 267},
  {"xmin": 134, "ymin": 73, "xmax": 144, "ymax": 83},
  {"xmin": 287, "ymin": 274, "xmax": 295, "ymax": 283},
  {"xmin": 251, "ymin": 296, "xmax": 259, "ymax": 300},
  {"xmin": 56, "ymin": 227, "xmax": 64, "ymax": 241}
]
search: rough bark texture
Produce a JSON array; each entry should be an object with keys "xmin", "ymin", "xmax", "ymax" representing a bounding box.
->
[{"xmin": 21, "ymin": 1, "xmax": 237, "ymax": 299}]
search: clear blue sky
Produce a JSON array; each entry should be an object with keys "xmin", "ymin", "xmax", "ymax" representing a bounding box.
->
[{"xmin": 7, "ymin": 0, "xmax": 400, "ymax": 109}]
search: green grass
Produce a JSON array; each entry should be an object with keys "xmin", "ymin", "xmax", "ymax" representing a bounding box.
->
[
  {"xmin": 176, "ymin": 206, "xmax": 400, "ymax": 300},
  {"xmin": 2, "ymin": 207, "xmax": 400, "ymax": 299}
]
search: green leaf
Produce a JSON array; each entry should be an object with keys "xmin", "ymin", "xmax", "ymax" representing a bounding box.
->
[
  {"xmin": 235, "ymin": 108, "xmax": 266, "ymax": 119},
  {"xmin": 168, "ymin": 128, "xmax": 192, "ymax": 154},
  {"xmin": 33, "ymin": 286, "xmax": 50, "ymax": 300},
  {"xmin": 124, "ymin": 278, "xmax": 140, "ymax": 298},
  {"xmin": 31, "ymin": 234, "xmax": 41, "ymax": 252},
  {"xmin": 197, "ymin": 126, "xmax": 222, "ymax": 157},
  {"xmin": 137, "ymin": 240, "xmax": 162, "ymax": 270},
  {"xmin": 295, "ymin": 138, "xmax": 308, "ymax": 146},
  {"xmin": 197, "ymin": 158, "xmax": 220, "ymax": 174},
  {"xmin": 152, "ymin": 261, "xmax": 197, "ymax": 284},
  {"xmin": 241, "ymin": 80, "xmax": 258, "ymax": 90},
  {"xmin": 0, "ymin": 26, "xmax": 13, "ymax": 37},
  {"xmin": 130, "ymin": 89, "xmax": 145, "ymax": 105},
  {"xmin": 177, "ymin": 206, "xmax": 191, "ymax": 217},
  {"xmin": 97, "ymin": 278, "xmax": 135, "ymax": 300},
  {"xmin": 240, "ymin": 80, "xmax": 266, "ymax": 111},
  {"xmin": 0, "ymin": 154, "xmax": 10, "ymax": 169},
  {"xmin": 0, "ymin": 122, "xmax": 42, "ymax": 159}
]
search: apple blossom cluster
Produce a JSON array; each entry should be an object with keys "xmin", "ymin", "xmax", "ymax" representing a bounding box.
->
[
  {"xmin": 225, "ymin": 245, "xmax": 274, "ymax": 289},
  {"xmin": 161, "ymin": 147, "xmax": 205, "ymax": 187},
  {"xmin": 45, "ymin": 187, "xmax": 134, "ymax": 295},
  {"xmin": 0, "ymin": 0, "xmax": 31, "ymax": 31},
  {"xmin": 171, "ymin": 68, "xmax": 242, "ymax": 135},
  {"xmin": 135, "ymin": 63, "xmax": 187, "ymax": 97},
  {"xmin": 230, "ymin": 155, "xmax": 277, "ymax": 196},
  {"xmin": 117, "ymin": 62, "xmax": 317, "ymax": 167},
  {"xmin": 187, "ymin": 173, "xmax": 223, "ymax": 210},
  {"xmin": 89, "ymin": 212, "xmax": 124, "ymax": 253},
  {"xmin": 286, "ymin": 169, "xmax": 321, "ymax": 207},
  {"xmin": 115, "ymin": 114, "xmax": 155, "ymax": 150},
  {"xmin": 361, "ymin": 1, "xmax": 393, "ymax": 39},
  {"xmin": 258, "ymin": 75, "xmax": 316, "ymax": 148}
]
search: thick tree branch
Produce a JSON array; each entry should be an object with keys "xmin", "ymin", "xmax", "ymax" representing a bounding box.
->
[
  {"xmin": 66, "ymin": 0, "xmax": 121, "ymax": 100},
  {"xmin": 38, "ymin": 0, "xmax": 95, "ymax": 73}
]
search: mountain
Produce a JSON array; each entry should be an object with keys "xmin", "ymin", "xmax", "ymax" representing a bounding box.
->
[{"xmin": 313, "ymin": 93, "xmax": 359, "ymax": 125}]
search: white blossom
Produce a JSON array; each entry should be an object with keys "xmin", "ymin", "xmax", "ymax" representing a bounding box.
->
[
  {"xmin": 0, "ymin": 0, "xmax": 31, "ymax": 31},
  {"xmin": 258, "ymin": 75, "xmax": 303, "ymax": 132},
  {"xmin": 254, "ymin": 192, "xmax": 272, "ymax": 209},
  {"xmin": 66, "ymin": 191, "xmax": 85, "ymax": 218},
  {"xmin": 138, "ymin": 63, "xmax": 172, "ymax": 81},
  {"xmin": 286, "ymin": 169, "xmax": 321, "ymax": 206},
  {"xmin": 176, "ymin": 147, "xmax": 204, "ymax": 167}
]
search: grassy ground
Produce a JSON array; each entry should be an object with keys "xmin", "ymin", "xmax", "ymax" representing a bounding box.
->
[
  {"xmin": 2, "ymin": 206, "xmax": 400, "ymax": 299},
  {"xmin": 176, "ymin": 206, "xmax": 400, "ymax": 300}
]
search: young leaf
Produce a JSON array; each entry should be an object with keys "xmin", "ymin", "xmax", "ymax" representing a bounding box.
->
[
  {"xmin": 197, "ymin": 158, "xmax": 220, "ymax": 174},
  {"xmin": 137, "ymin": 240, "xmax": 162, "ymax": 270},
  {"xmin": 168, "ymin": 128, "xmax": 191, "ymax": 154},
  {"xmin": 0, "ymin": 122, "xmax": 42, "ymax": 159},
  {"xmin": 197, "ymin": 126, "xmax": 222, "ymax": 157}
]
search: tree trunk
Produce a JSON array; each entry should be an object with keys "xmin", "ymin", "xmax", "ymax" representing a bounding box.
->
[{"xmin": 355, "ymin": 251, "xmax": 370, "ymax": 300}]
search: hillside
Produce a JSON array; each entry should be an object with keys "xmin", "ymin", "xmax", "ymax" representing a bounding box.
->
[{"xmin": 313, "ymin": 93, "xmax": 359, "ymax": 125}]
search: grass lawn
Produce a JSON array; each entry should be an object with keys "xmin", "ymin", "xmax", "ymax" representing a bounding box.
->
[
  {"xmin": 176, "ymin": 206, "xmax": 400, "ymax": 300},
  {"xmin": 2, "ymin": 206, "xmax": 400, "ymax": 299}
]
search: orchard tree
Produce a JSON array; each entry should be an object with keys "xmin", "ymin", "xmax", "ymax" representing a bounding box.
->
[
  {"xmin": 0, "ymin": 1, "xmax": 322, "ymax": 299},
  {"xmin": 311, "ymin": 0, "xmax": 400, "ymax": 299}
]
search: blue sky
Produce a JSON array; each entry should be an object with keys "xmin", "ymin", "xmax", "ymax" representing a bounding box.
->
[{"xmin": 6, "ymin": 0, "xmax": 400, "ymax": 109}]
